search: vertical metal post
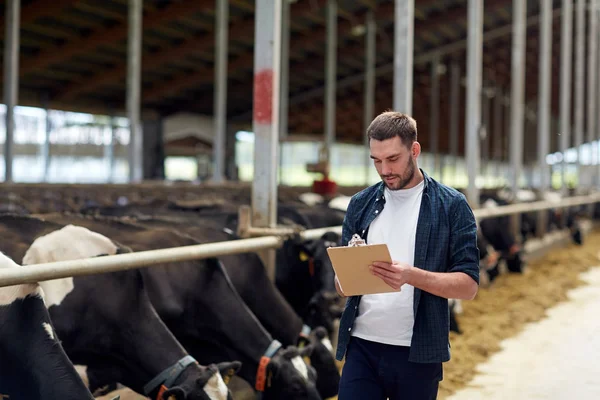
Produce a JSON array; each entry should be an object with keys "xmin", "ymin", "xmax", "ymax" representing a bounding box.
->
[
  {"xmin": 560, "ymin": 0, "xmax": 573, "ymax": 194},
  {"xmin": 107, "ymin": 117, "xmax": 116, "ymax": 183},
  {"xmin": 597, "ymin": 2, "xmax": 600, "ymax": 185},
  {"xmin": 465, "ymin": 0, "xmax": 482, "ymax": 208},
  {"xmin": 3, "ymin": 0, "xmax": 20, "ymax": 182},
  {"xmin": 213, "ymin": 0, "xmax": 229, "ymax": 182},
  {"xmin": 504, "ymin": 96, "xmax": 511, "ymax": 181},
  {"xmin": 127, "ymin": 0, "xmax": 143, "ymax": 182},
  {"xmin": 279, "ymin": 0, "xmax": 290, "ymax": 141},
  {"xmin": 43, "ymin": 99, "xmax": 51, "ymax": 182},
  {"xmin": 364, "ymin": 9, "xmax": 376, "ymax": 184},
  {"xmin": 537, "ymin": 0, "xmax": 553, "ymax": 236},
  {"xmin": 212, "ymin": 0, "xmax": 228, "ymax": 182},
  {"xmin": 430, "ymin": 54, "xmax": 440, "ymax": 179},
  {"xmin": 493, "ymin": 88, "xmax": 503, "ymax": 177},
  {"xmin": 481, "ymin": 91, "xmax": 490, "ymax": 181},
  {"xmin": 588, "ymin": 0, "xmax": 598, "ymax": 187},
  {"xmin": 325, "ymin": 0, "xmax": 337, "ymax": 159},
  {"xmin": 252, "ymin": 0, "xmax": 282, "ymax": 281},
  {"xmin": 510, "ymin": 0, "xmax": 527, "ymax": 239},
  {"xmin": 574, "ymin": 0, "xmax": 586, "ymax": 188},
  {"xmin": 394, "ymin": 0, "xmax": 414, "ymax": 114},
  {"xmin": 449, "ymin": 61, "xmax": 460, "ymax": 184}
]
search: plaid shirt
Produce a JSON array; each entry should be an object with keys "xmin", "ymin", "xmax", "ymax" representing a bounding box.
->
[{"xmin": 336, "ymin": 169, "xmax": 480, "ymax": 363}]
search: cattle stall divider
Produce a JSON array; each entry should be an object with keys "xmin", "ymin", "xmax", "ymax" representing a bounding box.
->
[{"xmin": 0, "ymin": 193, "xmax": 599, "ymax": 288}]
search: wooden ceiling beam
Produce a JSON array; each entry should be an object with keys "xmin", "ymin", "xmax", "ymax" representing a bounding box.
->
[
  {"xmin": 0, "ymin": 0, "xmax": 80, "ymax": 42},
  {"xmin": 140, "ymin": 0, "xmax": 452, "ymax": 105},
  {"xmin": 55, "ymin": 0, "xmax": 331, "ymax": 101},
  {"xmin": 14, "ymin": 0, "xmax": 215, "ymax": 82}
]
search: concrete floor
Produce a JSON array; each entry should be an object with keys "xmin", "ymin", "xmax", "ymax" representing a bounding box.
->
[{"xmin": 447, "ymin": 265, "xmax": 600, "ymax": 400}]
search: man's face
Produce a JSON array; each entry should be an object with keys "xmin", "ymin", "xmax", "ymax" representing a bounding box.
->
[{"xmin": 370, "ymin": 136, "xmax": 419, "ymax": 190}]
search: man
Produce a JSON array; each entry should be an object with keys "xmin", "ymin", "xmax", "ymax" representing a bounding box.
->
[{"xmin": 335, "ymin": 111, "xmax": 479, "ymax": 400}]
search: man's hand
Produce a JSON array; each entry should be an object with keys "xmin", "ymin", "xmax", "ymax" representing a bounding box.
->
[{"xmin": 369, "ymin": 261, "xmax": 412, "ymax": 290}]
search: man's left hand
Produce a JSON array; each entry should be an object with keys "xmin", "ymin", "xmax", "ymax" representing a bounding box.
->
[{"xmin": 369, "ymin": 261, "xmax": 412, "ymax": 290}]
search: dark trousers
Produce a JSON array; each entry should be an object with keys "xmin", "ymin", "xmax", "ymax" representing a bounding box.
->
[{"xmin": 338, "ymin": 337, "xmax": 442, "ymax": 400}]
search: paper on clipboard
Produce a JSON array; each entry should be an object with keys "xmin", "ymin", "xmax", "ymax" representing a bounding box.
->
[{"xmin": 327, "ymin": 238, "xmax": 398, "ymax": 296}]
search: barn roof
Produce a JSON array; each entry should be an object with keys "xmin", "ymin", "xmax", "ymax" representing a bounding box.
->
[{"xmin": 0, "ymin": 0, "xmax": 564, "ymax": 158}]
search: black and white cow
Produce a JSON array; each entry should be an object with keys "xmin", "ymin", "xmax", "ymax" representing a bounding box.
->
[
  {"xmin": 35, "ymin": 213, "xmax": 324, "ymax": 400},
  {"xmin": 140, "ymin": 218, "xmax": 341, "ymax": 399},
  {"xmin": 0, "ymin": 215, "xmax": 241, "ymax": 400},
  {"xmin": 0, "ymin": 251, "xmax": 96, "ymax": 400}
]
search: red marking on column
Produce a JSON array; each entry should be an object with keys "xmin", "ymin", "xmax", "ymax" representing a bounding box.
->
[{"xmin": 253, "ymin": 69, "xmax": 273, "ymax": 124}]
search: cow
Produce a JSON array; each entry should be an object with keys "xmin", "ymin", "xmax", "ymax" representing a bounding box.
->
[
  {"xmin": 0, "ymin": 215, "xmax": 241, "ymax": 400},
  {"xmin": 120, "ymin": 215, "xmax": 341, "ymax": 399},
  {"xmin": 34, "ymin": 213, "xmax": 324, "ymax": 400},
  {"xmin": 77, "ymin": 203, "xmax": 344, "ymax": 339},
  {"xmin": 0, "ymin": 251, "xmax": 97, "ymax": 400}
]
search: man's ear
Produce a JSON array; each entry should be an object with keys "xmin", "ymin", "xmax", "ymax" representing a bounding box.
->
[{"xmin": 412, "ymin": 141, "xmax": 421, "ymax": 158}]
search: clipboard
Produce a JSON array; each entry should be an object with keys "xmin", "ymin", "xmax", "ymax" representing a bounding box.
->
[{"xmin": 326, "ymin": 243, "xmax": 398, "ymax": 296}]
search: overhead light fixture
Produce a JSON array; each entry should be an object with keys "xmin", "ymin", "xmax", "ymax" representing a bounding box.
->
[{"xmin": 351, "ymin": 24, "xmax": 366, "ymax": 36}]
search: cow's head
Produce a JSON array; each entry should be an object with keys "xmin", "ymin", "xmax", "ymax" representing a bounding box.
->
[
  {"xmin": 157, "ymin": 361, "xmax": 242, "ymax": 400},
  {"xmin": 258, "ymin": 345, "xmax": 321, "ymax": 400},
  {"xmin": 305, "ymin": 290, "xmax": 343, "ymax": 336},
  {"xmin": 305, "ymin": 327, "xmax": 340, "ymax": 398},
  {"xmin": 0, "ymin": 252, "xmax": 95, "ymax": 399},
  {"xmin": 298, "ymin": 231, "xmax": 341, "ymax": 293}
]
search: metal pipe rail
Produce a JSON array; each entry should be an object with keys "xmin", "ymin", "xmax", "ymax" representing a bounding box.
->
[{"xmin": 0, "ymin": 194, "xmax": 598, "ymax": 288}]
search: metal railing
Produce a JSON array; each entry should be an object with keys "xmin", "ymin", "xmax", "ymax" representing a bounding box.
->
[{"xmin": 0, "ymin": 193, "xmax": 598, "ymax": 288}]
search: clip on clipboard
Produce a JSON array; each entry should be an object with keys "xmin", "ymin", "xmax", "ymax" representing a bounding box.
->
[{"xmin": 326, "ymin": 234, "xmax": 398, "ymax": 296}]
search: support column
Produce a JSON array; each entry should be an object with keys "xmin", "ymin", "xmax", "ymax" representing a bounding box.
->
[
  {"xmin": 42, "ymin": 95, "xmax": 51, "ymax": 182},
  {"xmin": 448, "ymin": 61, "xmax": 460, "ymax": 185},
  {"xmin": 325, "ymin": 0, "xmax": 337, "ymax": 159},
  {"xmin": 3, "ymin": 0, "xmax": 20, "ymax": 182},
  {"xmin": 108, "ymin": 117, "xmax": 117, "ymax": 182},
  {"xmin": 481, "ymin": 90, "xmax": 491, "ymax": 182},
  {"xmin": 394, "ymin": 0, "xmax": 414, "ymax": 114},
  {"xmin": 252, "ymin": 0, "xmax": 283, "ymax": 281},
  {"xmin": 588, "ymin": 0, "xmax": 598, "ymax": 187},
  {"xmin": 597, "ymin": 2, "xmax": 600, "ymax": 186},
  {"xmin": 493, "ymin": 88, "xmax": 503, "ymax": 178},
  {"xmin": 364, "ymin": 9, "xmax": 376, "ymax": 184},
  {"xmin": 537, "ymin": 0, "xmax": 553, "ymax": 236},
  {"xmin": 279, "ymin": 0, "xmax": 290, "ymax": 141},
  {"xmin": 430, "ymin": 54, "xmax": 440, "ymax": 179},
  {"xmin": 504, "ymin": 96, "xmax": 511, "ymax": 183},
  {"xmin": 574, "ymin": 0, "xmax": 586, "ymax": 188},
  {"xmin": 560, "ymin": 0, "xmax": 573, "ymax": 194},
  {"xmin": 212, "ymin": 0, "xmax": 228, "ymax": 182},
  {"xmin": 127, "ymin": 0, "xmax": 143, "ymax": 182},
  {"xmin": 465, "ymin": 0, "xmax": 483, "ymax": 208},
  {"xmin": 510, "ymin": 0, "xmax": 527, "ymax": 239}
]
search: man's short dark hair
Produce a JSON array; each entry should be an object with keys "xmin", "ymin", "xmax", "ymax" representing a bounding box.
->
[{"xmin": 367, "ymin": 111, "xmax": 417, "ymax": 149}]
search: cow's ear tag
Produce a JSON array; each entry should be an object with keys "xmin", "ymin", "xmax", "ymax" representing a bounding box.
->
[
  {"xmin": 223, "ymin": 368, "xmax": 235, "ymax": 385},
  {"xmin": 299, "ymin": 251, "xmax": 309, "ymax": 262}
]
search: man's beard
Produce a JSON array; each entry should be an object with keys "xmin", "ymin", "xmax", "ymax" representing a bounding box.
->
[{"xmin": 380, "ymin": 158, "xmax": 416, "ymax": 191}]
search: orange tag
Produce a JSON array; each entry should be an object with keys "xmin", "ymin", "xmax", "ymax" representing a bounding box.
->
[
  {"xmin": 157, "ymin": 384, "xmax": 168, "ymax": 400},
  {"xmin": 255, "ymin": 356, "xmax": 271, "ymax": 391},
  {"xmin": 308, "ymin": 258, "xmax": 315, "ymax": 277}
]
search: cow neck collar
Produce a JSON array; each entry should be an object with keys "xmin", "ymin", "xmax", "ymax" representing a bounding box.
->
[
  {"xmin": 255, "ymin": 340, "xmax": 282, "ymax": 396},
  {"xmin": 143, "ymin": 355, "xmax": 198, "ymax": 399}
]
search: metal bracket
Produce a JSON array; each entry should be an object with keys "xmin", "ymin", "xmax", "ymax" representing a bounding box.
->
[{"xmin": 236, "ymin": 205, "xmax": 305, "ymax": 239}]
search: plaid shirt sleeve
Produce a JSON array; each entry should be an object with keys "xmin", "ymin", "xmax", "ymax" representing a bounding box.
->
[
  {"xmin": 341, "ymin": 197, "xmax": 355, "ymax": 246},
  {"xmin": 448, "ymin": 194, "xmax": 480, "ymax": 284}
]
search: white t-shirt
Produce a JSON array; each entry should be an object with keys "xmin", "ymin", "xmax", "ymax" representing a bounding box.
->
[{"xmin": 351, "ymin": 180, "xmax": 424, "ymax": 346}]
